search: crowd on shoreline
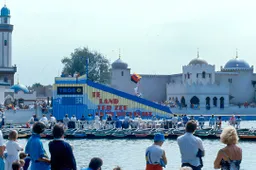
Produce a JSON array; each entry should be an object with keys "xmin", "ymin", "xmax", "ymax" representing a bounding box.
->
[
  {"xmin": 27, "ymin": 113, "xmax": 243, "ymax": 131},
  {"xmin": 0, "ymin": 118, "xmax": 243, "ymax": 170}
]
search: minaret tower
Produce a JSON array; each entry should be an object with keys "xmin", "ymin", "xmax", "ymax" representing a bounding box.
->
[{"xmin": 0, "ymin": 3, "xmax": 16, "ymax": 85}]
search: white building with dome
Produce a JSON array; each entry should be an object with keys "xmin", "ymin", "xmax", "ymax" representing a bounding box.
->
[{"xmin": 110, "ymin": 52, "xmax": 256, "ymax": 111}]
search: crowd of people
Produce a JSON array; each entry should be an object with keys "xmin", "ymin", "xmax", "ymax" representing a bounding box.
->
[
  {"xmin": 145, "ymin": 121, "xmax": 242, "ymax": 170},
  {"xmin": 27, "ymin": 113, "xmax": 243, "ymax": 132},
  {"xmin": 0, "ymin": 120, "xmax": 243, "ymax": 170}
]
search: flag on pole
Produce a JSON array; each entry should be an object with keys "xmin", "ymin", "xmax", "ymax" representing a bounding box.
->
[{"xmin": 131, "ymin": 73, "xmax": 142, "ymax": 84}]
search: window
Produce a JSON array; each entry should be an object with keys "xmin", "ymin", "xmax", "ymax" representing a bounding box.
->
[
  {"xmin": 187, "ymin": 73, "xmax": 190, "ymax": 79},
  {"xmin": 228, "ymin": 78, "xmax": 232, "ymax": 83},
  {"xmin": 185, "ymin": 74, "xmax": 186, "ymax": 79},
  {"xmin": 4, "ymin": 18, "xmax": 7, "ymax": 24},
  {"xmin": 121, "ymin": 71, "xmax": 124, "ymax": 76},
  {"xmin": 202, "ymin": 71, "xmax": 206, "ymax": 79},
  {"xmin": 196, "ymin": 73, "xmax": 199, "ymax": 78},
  {"xmin": 4, "ymin": 40, "xmax": 7, "ymax": 46},
  {"xmin": 209, "ymin": 74, "xmax": 211, "ymax": 78}
]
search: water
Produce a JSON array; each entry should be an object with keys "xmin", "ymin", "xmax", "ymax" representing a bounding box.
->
[{"xmin": 15, "ymin": 121, "xmax": 256, "ymax": 169}]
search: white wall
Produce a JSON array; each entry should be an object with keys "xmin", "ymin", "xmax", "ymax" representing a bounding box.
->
[{"xmin": 167, "ymin": 83, "xmax": 229, "ymax": 108}]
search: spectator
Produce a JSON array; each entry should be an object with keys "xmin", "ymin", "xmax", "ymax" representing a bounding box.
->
[
  {"xmin": 39, "ymin": 114, "xmax": 48, "ymax": 126},
  {"xmin": 214, "ymin": 126, "xmax": 242, "ymax": 169},
  {"xmin": 25, "ymin": 122, "xmax": 50, "ymax": 170},
  {"xmin": 145, "ymin": 133, "xmax": 167, "ymax": 170},
  {"xmin": 12, "ymin": 161, "xmax": 21, "ymax": 170},
  {"xmin": 49, "ymin": 114, "xmax": 57, "ymax": 129},
  {"xmin": 5, "ymin": 130, "xmax": 23, "ymax": 170},
  {"xmin": 81, "ymin": 157, "xmax": 103, "ymax": 170},
  {"xmin": 63, "ymin": 114, "xmax": 70, "ymax": 129},
  {"xmin": 0, "ymin": 129, "xmax": 5, "ymax": 170},
  {"xmin": 49, "ymin": 124, "xmax": 76, "ymax": 170},
  {"xmin": 19, "ymin": 159, "xmax": 25, "ymax": 170},
  {"xmin": 19, "ymin": 152, "xmax": 30, "ymax": 170},
  {"xmin": 113, "ymin": 166, "xmax": 121, "ymax": 170},
  {"xmin": 71, "ymin": 115, "xmax": 77, "ymax": 122},
  {"xmin": 177, "ymin": 120, "xmax": 204, "ymax": 170},
  {"xmin": 209, "ymin": 115, "xmax": 216, "ymax": 129}
]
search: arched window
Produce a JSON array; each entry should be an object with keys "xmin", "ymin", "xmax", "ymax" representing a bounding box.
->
[
  {"xmin": 121, "ymin": 71, "xmax": 124, "ymax": 76},
  {"xmin": 4, "ymin": 40, "xmax": 7, "ymax": 46},
  {"xmin": 202, "ymin": 71, "xmax": 206, "ymax": 79},
  {"xmin": 220, "ymin": 97, "xmax": 224, "ymax": 109},
  {"xmin": 4, "ymin": 77, "xmax": 8, "ymax": 83},
  {"xmin": 187, "ymin": 73, "xmax": 190, "ymax": 79},
  {"xmin": 4, "ymin": 18, "xmax": 7, "ymax": 24}
]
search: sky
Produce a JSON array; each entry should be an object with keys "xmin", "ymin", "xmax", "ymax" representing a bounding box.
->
[{"xmin": 4, "ymin": 0, "xmax": 256, "ymax": 86}]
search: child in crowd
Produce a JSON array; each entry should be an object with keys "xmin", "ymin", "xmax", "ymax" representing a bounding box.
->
[
  {"xmin": 0, "ymin": 129, "xmax": 5, "ymax": 170},
  {"xmin": 113, "ymin": 166, "xmax": 121, "ymax": 170},
  {"xmin": 5, "ymin": 130, "xmax": 23, "ymax": 170},
  {"xmin": 12, "ymin": 161, "xmax": 21, "ymax": 170},
  {"xmin": 81, "ymin": 157, "xmax": 103, "ymax": 170},
  {"xmin": 19, "ymin": 152, "xmax": 30, "ymax": 170},
  {"xmin": 25, "ymin": 122, "xmax": 50, "ymax": 170},
  {"xmin": 19, "ymin": 159, "xmax": 25, "ymax": 170}
]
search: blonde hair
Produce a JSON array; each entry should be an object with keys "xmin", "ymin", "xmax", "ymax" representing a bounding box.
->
[
  {"xmin": 220, "ymin": 126, "xmax": 238, "ymax": 145},
  {"xmin": 180, "ymin": 167, "xmax": 193, "ymax": 170},
  {"xmin": 19, "ymin": 159, "xmax": 25, "ymax": 166},
  {"xmin": 8, "ymin": 130, "xmax": 18, "ymax": 141}
]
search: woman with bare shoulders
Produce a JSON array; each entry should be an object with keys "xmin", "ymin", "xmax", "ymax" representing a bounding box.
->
[{"xmin": 214, "ymin": 126, "xmax": 242, "ymax": 170}]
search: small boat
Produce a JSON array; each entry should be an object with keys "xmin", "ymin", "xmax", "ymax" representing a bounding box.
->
[
  {"xmin": 73, "ymin": 130, "xmax": 86, "ymax": 138},
  {"xmin": 111, "ymin": 130, "xmax": 127, "ymax": 138}
]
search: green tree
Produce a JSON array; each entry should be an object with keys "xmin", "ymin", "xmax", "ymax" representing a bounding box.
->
[
  {"xmin": 32, "ymin": 83, "xmax": 43, "ymax": 89},
  {"xmin": 61, "ymin": 47, "xmax": 111, "ymax": 84}
]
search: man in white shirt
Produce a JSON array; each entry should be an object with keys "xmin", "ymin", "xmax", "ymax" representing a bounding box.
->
[
  {"xmin": 39, "ymin": 114, "xmax": 48, "ymax": 126},
  {"xmin": 49, "ymin": 114, "xmax": 57, "ymax": 128},
  {"xmin": 172, "ymin": 115, "xmax": 178, "ymax": 128},
  {"xmin": 71, "ymin": 115, "xmax": 77, "ymax": 122},
  {"xmin": 177, "ymin": 120, "xmax": 205, "ymax": 170},
  {"xmin": 63, "ymin": 114, "xmax": 70, "ymax": 129}
]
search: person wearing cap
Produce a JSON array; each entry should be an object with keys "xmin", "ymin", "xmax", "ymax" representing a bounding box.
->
[
  {"xmin": 177, "ymin": 120, "xmax": 205, "ymax": 170},
  {"xmin": 145, "ymin": 133, "xmax": 167, "ymax": 170}
]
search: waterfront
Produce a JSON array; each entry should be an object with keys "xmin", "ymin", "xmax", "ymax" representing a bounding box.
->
[
  {"xmin": 15, "ymin": 137, "xmax": 253, "ymax": 170},
  {"xmin": 8, "ymin": 121, "xmax": 255, "ymax": 170}
]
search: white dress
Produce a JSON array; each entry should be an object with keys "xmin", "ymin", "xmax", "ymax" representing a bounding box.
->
[{"xmin": 5, "ymin": 140, "xmax": 23, "ymax": 170}]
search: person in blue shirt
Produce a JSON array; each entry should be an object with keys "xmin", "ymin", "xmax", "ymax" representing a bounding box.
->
[
  {"xmin": 115, "ymin": 116, "xmax": 122, "ymax": 129},
  {"xmin": 182, "ymin": 115, "xmax": 189, "ymax": 126},
  {"xmin": 209, "ymin": 115, "xmax": 216, "ymax": 129},
  {"xmin": 25, "ymin": 122, "xmax": 50, "ymax": 170},
  {"xmin": 49, "ymin": 124, "xmax": 76, "ymax": 170},
  {"xmin": 198, "ymin": 115, "xmax": 205, "ymax": 129},
  {"xmin": 81, "ymin": 157, "xmax": 103, "ymax": 170}
]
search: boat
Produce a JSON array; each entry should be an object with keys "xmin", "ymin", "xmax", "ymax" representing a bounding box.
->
[{"xmin": 72, "ymin": 130, "xmax": 87, "ymax": 138}]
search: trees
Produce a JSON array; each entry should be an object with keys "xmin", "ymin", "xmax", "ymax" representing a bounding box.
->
[
  {"xmin": 32, "ymin": 83, "xmax": 43, "ymax": 89},
  {"xmin": 61, "ymin": 47, "xmax": 111, "ymax": 84}
]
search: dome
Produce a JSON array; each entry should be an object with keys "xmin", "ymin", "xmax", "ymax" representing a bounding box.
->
[
  {"xmin": 111, "ymin": 58, "xmax": 128, "ymax": 69},
  {"xmin": 10, "ymin": 84, "xmax": 29, "ymax": 93},
  {"xmin": 224, "ymin": 58, "xmax": 250, "ymax": 69},
  {"xmin": 1, "ymin": 5, "xmax": 10, "ymax": 17},
  {"xmin": 189, "ymin": 58, "xmax": 208, "ymax": 65}
]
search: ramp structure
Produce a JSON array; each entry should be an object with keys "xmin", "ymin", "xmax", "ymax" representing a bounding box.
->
[{"xmin": 53, "ymin": 75, "xmax": 172, "ymax": 120}]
